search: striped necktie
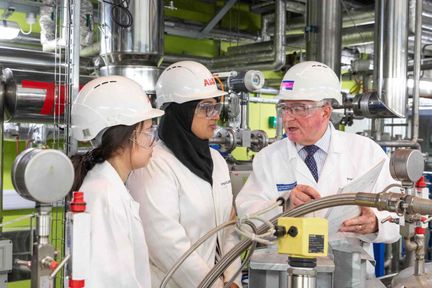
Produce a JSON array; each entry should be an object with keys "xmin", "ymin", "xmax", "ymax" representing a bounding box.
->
[{"xmin": 304, "ymin": 145, "xmax": 319, "ymax": 182}]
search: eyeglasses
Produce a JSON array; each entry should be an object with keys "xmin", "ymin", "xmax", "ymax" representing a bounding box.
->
[
  {"xmin": 131, "ymin": 125, "xmax": 159, "ymax": 149},
  {"xmin": 277, "ymin": 102, "xmax": 326, "ymax": 118},
  {"xmin": 195, "ymin": 102, "xmax": 223, "ymax": 119}
]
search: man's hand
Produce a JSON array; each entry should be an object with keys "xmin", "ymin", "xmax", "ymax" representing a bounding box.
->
[
  {"xmin": 289, "ymin": 184, "xmax": 321, "ymax": 209},
  {"xmin": 339, "ymin": 207, "xmax": 378, "ymax": 234}
]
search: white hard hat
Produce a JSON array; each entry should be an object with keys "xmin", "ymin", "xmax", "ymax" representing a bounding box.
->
[
  {"xmin": 72, "ymin": 75, "xmax": 164, "ymax": 142},
  {"xmin": 155, "ymin": 61, "xmax": 228, "ymax": 108},
  {"xmin": 277, "ymin": 61, "xmax": 342, "ymax": 105}
]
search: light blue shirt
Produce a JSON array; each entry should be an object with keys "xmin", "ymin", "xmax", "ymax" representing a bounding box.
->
[{"xmin": 296, "ymin": 125, "xmax": 331, "ymax": 178}]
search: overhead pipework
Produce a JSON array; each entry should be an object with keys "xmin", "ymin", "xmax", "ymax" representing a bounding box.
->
[{"xmin": 305, "ymin": 0, "xmax": 342, "ymax": 77}]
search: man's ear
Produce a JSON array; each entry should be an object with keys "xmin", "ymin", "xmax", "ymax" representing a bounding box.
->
[{"xmin": 322, "ymin": 104, "xmax": 333, "ymax": 120}]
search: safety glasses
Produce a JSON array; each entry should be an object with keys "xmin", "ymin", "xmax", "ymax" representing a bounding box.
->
[
  {"xmin": 195, "ymin": 102, "xmax": 223, "ymax": 119},
  {"xmin": 131, "ymin": 125, "xmax": 159, "ymax": 149},
  {"xmin": 277, "ymin": 101, "xmax": 326, "ymax": 118}
]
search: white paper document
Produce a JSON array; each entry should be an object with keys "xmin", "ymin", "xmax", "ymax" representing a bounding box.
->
[{"xmin": 326, "ymin": 158, "xmax": 386, "ymax": 239}]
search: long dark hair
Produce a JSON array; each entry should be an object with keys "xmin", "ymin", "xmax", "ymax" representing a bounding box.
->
[{"xmin": 71, "ymin": 123, "xmax": 140, "ymax": 192}]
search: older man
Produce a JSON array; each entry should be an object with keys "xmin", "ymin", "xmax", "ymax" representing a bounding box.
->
[{"xmin": 236, "ymin": 61, "xmax": 400, "ymax": 276}]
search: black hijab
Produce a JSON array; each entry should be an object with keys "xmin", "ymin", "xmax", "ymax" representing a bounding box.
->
[{"xmin": 158, "ymin": 100, "xmax": 214, "ymax": 186}]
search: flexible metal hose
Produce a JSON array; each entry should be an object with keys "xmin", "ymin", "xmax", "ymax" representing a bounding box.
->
[
  {"xmin": 198, "ymin": 193, "xmax": 359, "ymax": 288},
  {"xmin": 160, "ymin": 200, "xmax": 281, "ymax": 287},
  {"xmin": 223, "ymin": 221, "xmax": 258, "ymax": 288},
  {"xmin": 200, "ymin": 191, "xmax": 432, "ymax": 287},
  {"xmin": 160, "ymin": 220, "xmax": 236, "ymax": 288}
]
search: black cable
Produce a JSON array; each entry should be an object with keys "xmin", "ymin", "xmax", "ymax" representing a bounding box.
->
[{"xmin": 102, "ymin": 0, "xmax": 133, "ymax": 28}]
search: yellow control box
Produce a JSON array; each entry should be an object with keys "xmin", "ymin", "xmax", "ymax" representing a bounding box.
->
[{"xmin": 277, "ymin": 217, "xmax": 328, "ymax": 258}]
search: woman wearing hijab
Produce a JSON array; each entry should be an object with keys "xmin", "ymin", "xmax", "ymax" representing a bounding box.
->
[
  {"xmin": 127, "ymin": 61, "xmax": 241, "ymax": 288},
  {"xmin": 71, "ymin": 75, "xmax": 164, "ymax": 287}
]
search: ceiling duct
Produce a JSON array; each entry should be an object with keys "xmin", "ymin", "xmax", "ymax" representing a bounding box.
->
[{"xmin": 98, "ymin": 0, "xmax": 164, "ymax": 93}]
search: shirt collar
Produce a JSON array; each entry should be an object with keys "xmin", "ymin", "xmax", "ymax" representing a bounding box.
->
[{"xmin": 295, "ymin": 124, "xmax": 332, "ymax": 153}]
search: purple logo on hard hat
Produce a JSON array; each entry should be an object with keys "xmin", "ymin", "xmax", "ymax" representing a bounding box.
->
[{"xmin": 281, "ymin": 80, "xmax": 295, "ymax": 91}]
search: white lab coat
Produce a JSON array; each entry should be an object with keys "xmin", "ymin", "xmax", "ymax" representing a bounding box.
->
[
  {"xmin": 236, "ymin": 125, "xmax": 400, "ymax": 269},
  {"xmin": 127, "ymin": 142, "xmax": 242, "ymax": 288},
  {"xmin": 79, "ymin": 161, "xmax": 151, "ymax": 288}
]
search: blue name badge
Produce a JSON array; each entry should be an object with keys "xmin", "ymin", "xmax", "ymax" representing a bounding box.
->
[{"xmin": 276, "ymin": 182, "xmax": 297, "ymax": 193}]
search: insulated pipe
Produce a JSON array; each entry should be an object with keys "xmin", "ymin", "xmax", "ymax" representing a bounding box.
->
[
  {"xmin": 199, "ymin": 192, "xmax": 432, "ymax": 287},
  {"xmin": 0, "ymin": 46, "xmax": 65, "ymax": 71},
  {"xmin": 66, "ymin": 0, "xmax": 81, "ymax": 156},
  {"xmin": 288, "ymin": 10, "xmax": 375, "ymax": 33},
  {"xmin": 411, "ymin": 0, "xmax": 422, "ymax": 143},
  {"xmin": 0, "ymin": 69, "xmax": 5, "ymax": 230},
  {"xmin": 407, "ymin": 79, "xmax": 432, "ymax": 98},
  {"xmin": 374, "ymin": 0, "xmax": 409, "ymax": 118},
  {"xmin": 306, "ymin": 0, "xmax": 342, "ymax": 76}
]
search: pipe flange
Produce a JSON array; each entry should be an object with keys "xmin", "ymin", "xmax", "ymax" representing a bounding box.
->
[
  {"xmin": 250, "ymin": 130, "xmax": 269, "ymax": 152},
  {"xmin": 212, "ymin": 127, "xmax": 237, "ymax": 153}
]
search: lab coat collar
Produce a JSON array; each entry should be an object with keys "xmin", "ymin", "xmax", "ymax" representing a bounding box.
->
[
  {"xmin": 327, "ymin": 124, "xmax": 344, "ymax": 154},
  {"xmin": 287, "ymin": 123, "xmax": 343, "ymax": 158},
  {"xmin": 93, "ymin": 160, "xmax": 130, "ymax": 193},
  {"xmin": 295, "ymin": 124, "xmax": 332, "ymax": 154}
]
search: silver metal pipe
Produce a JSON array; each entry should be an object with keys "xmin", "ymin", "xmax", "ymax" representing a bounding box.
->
[
  {"xmin": 0, "ymin": 46, "xmax": 64, "ymax": 70},
  {"xmin": 376, "ymin": 141, "xmax": 420, "ymax": 149},
  {"xmin": 412, "ymin": 0, "xmax": 422, "ymax": 143},
  {"xmin": 251, "ymin": 1, "xmax": 305, "ymax": 14},
  {"xmin": 65, "ymin": 0, "xmax": 81, "ymax": 156},
  {"xmin": 247, "ymin": 96, "xmax": 279, "ymax": 104},
  {"xmin": 0, "ymin": 71, "xmax": 5, "ymax": 230},
  {"xmin": 407, "ymin": 79, "xmax": 432, "ymax": 97},
  {"xmin": 6, "ymin": 84, "xmax": 65, "ymax": 123},
  {"xmin": 288, "ymin": 10, "xmax": 375, "ymax": 34},
  {"xmin": 414, "ymin": 234, "xmax": 425, "ymax": 276},
  {"xmin": 276, "ymin": 105, "xmax": 284, "ymax": 140},
  {"xmin": 306, "ymin": 0, "xmax": 342, "ymax": 76},
  {"xmin": 409, "ymin": 0, "xmax": 432, "ymax": 34},
  {"xmin": 255, "ymin": 87, "xmax": 279, "ymax": 95},
  {"xmin": 226, "ymin": 41, "xmax": 273, "ymax": 56},
  {"xmin": 391, "ymin": 241, "xmax": 400, "ymax": 273},
  {"xmin": 240, "ymin": 93, "xmax": 248, "ymax": 130},
  {"xmin": 164, "ymin": 20, "xmax": 258, "ymax": 42},
  {"xmin": 261, "ymin": 13, "xmax": 272, "ymax": 41},
  {"xmin": 374, "ymin": 0, "xmax": 409, "ymax": 118},
  {"xmin": 162, "ymin": 0, "xmax": 286, "ymax": 71},
  {"xmin": 212, "ymin": 0, "xmax": 286, "ymax": 71}
]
